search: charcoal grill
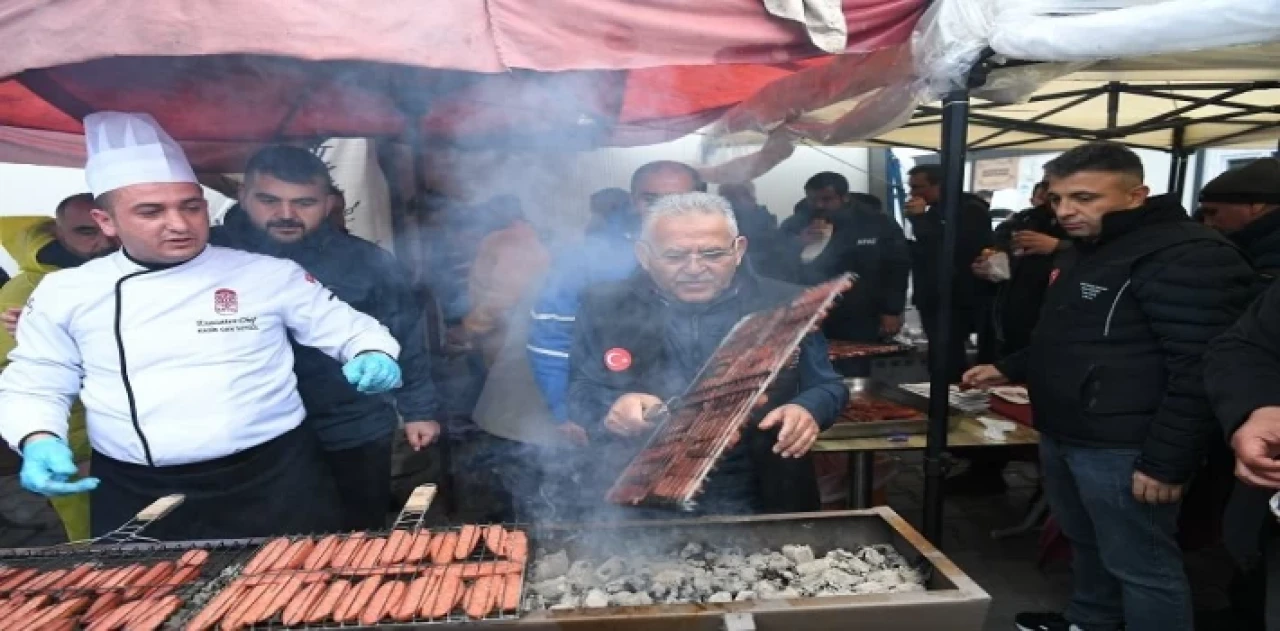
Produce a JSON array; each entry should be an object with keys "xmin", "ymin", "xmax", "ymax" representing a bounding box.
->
[{"xmin": 517, "ymin": 507, "xmax": 988, "ymax": 631}]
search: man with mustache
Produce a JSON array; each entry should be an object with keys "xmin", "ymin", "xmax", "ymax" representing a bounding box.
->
[
  {"xmin": 210, "ymin": 146, "xmax": 440, "ymax": 530},
  {"xmin": 568, "ymin": 192, "xmax": 848, "ymax": 516}
]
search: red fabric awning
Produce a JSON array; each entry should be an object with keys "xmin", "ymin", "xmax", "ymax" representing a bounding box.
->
[{"xmin": 0, "ymin": 0, "xmax": 925, "ymax": 169}]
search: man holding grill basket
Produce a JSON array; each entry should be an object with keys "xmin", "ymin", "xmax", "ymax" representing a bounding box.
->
[
  {"xmin": 0, "ymin": 112, "xmax": 404, "ymax": 540},
  {"xmin": 568, "ymin": 192, "xmax": 848, "ymax": 516}
]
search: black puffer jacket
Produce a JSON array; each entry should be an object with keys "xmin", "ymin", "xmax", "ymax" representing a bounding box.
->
[
  {"xmin": 991, "ymin": 205, "xmax": 1070, "ymax": 356},
  {"xmin": 908, "ymin": 193, "xmax": 994, "ymax": 310},
  {"xmin": 998, "ymin": 196, "xmax": 1256, "ymax": 484},
  {"xmin": 211, "ymin": 206, "xmax": 439, "ymax": 450},
  {"xmin": 1228, "ymin": 207, "xmax": 1280, "ymax": 278}
]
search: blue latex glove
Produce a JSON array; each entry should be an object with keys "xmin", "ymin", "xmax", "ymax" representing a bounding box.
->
[
  {"xmin": 20, "ymin": 435, "xmax": 99, "ymax": 497},
  {"xmin": 342, "ymin": 352, "xmax": 402, "ymax": 394}
]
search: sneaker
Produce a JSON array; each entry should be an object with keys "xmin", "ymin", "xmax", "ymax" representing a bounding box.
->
[{"xmin": 1014, "ymin": 612, "xmax": 1083, "ymax": 631}]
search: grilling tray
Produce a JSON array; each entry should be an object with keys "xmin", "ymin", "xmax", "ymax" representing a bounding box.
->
[{"xmin": 819, "ymin": 378, "xmax": 964, "ymax": 440}]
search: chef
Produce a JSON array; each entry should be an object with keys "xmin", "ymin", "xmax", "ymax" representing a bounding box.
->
[{"xmin": 0, "ymin": 112, "xmax": 404, "ymax": 540}]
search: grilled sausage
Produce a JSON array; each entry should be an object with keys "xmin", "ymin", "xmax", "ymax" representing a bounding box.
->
[
  {"xmin": 429, "ymin": 532, "xmax": 459, "ymax": 565},
  {"xmin": 500, "ymin": 572, "xmax": 522, "ymax": 612},
  {"xmin": 457, "ymin": 560, "xmax": 523, "ymax": 579},
  {"xmin": 482, "ymin": 525, "xmax": 506, "ymax": 557},
  {"xmin": 84, "ymin": 591, "xmax": 124, "ymax": 625},
  {"xmin": 272, "ymin": 538, "xmax": 315, "ymax": 572},
  {"xmin": 328, "ymin": 533, "xmax": 367, "ymax": 570},
  {"xmin": 280, "ymin": 580, "xmax": 327, "ymax": 627},
  {"xmin": 182, "ymin": 581, "xmax": 244, "ymax": 631},
  {"xmin": 99, "ymin": 564, "xmax": 147, "ymax": 592},
  {"xmin": 303, "ymin": 579, "xmax": 350, "ymax": 624},
  {"xmin": 125, "ymin": 561, "xmax": 174, "ymax": 599},
  {"xmin": 219, "ymin": 584, "xmax": 273, "ymax": 631},
  {"xmin": 394, "ymin": 574, "xmax": 432, "ymax": 622},
  {"xmin": 145, "ymin": 563, "xmax": 202, "ymax": 599},
  {"xmin": 23, "ymin": 568, "xmax": 68, "ymax": 592},
  {"xmin": 422, "ymin": 574, "xmax": 464, "ymax": 619},
  {"xmin": 462, "ymin": 575, "xmax": 497, "ymax": 619},
  {"xmin": 86, "ymin": 597, "xmax": 145, "ymax": 631},
  {"xmin": 302, "ymin": 535, "xmax": 340, "ymax": 571},
  {"xmin": 454, "ymin": 525, "xmax": 481, "ymax": 561},
  {"xmin": 359, "ymin": 579, "xmax": 405, "ymax": 626},
  {"xmin": 334, "ymin": 576, "xmax": 382, "ymax": 624},
  {"xmin": 9, "ymin": 593, "xmax": 52, "ymax": 620},
  {"xmin": 241, "ymin": 538, "xmax": 290, "ymax": 575},
  {"xmin": 39, "ymin": 618, "xmax": 77, "ymax": 631},
  {"xmin": 405, "ymin": 530, "xmax": 434, "ymax": 564},
  {"xmin": 247, "ymin": 573, "xmax": 305, "ymax": 625},
  {"xmin": 502, "ymin": 530, "xmax": 528, "ymax": 562},
  {"xmin": 124, "ymin": 595, "xmax": 182, "ymax": 631},
  {"xmin": 0, "ymin": 567, "xmax": 37, "ymax": 593},
  {"xmin": 380, "ymin": 530, "xmax": 413, "ymax": 566},
  {"xmin": 178, "ymin": 549, "xmax": 209, "ymax": 568},
  {"xmin": 353, "ymin": 537, "xmax": 387, "ymax": 569},
  {"xmin": 49, "ymin": 564, "xmax": 95, "ymax": 591}
]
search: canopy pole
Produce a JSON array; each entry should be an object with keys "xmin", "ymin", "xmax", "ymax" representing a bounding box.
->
[
  {"xmin": 922, "ymin": 87, "xmax": 972, "ymax": 548},
  {"xmin": 1168, "ymin": 126, "xmax": 1190, "ymax": 201}
]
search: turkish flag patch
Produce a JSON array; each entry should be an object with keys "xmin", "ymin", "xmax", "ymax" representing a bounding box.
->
[
  {"xmin": 1049, "ymin": 268, "xmax": 1061, "ymax": 285},
  {"xmin": 604, "ymin": 348, "xmax": 632, "ymax": 372},
  {"xmin": 304, "ymin": 273, "xmax": 318, "ymax": 284}
]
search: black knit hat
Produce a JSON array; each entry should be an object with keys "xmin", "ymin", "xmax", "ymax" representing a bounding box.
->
[{"xmin": 1199, "ymin": 158, "xmax": 1280, "ymax": 204}]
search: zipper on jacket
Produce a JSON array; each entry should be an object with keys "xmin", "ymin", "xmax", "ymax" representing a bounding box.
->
[
  {"xmin": 1102, "ymin": 280, "xmax": 1131, "ymax": 338},
  {"xmin": 114, "ymin": 272, "xmax": 157, "ymax": 467}
]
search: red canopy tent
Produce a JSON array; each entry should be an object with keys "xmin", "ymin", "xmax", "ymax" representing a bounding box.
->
[{"xmin": 0, "ymin": 0, "xmax": 925, "ymax": 170}]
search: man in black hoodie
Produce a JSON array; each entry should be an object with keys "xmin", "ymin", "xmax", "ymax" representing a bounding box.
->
[
  {"xmin": 906, "ymin": 164, "xmax": 994, "ymax": 382},
  {"xmin": 1200, "ymin": 158, "xmax": 1280, "ymax": 276},
  {"xmin": 210, "ymin": 146, "xmax": 441, "ymax": 531},
  {"xmin": 964, "ymin": 142, "xmax": 1256, "ymax": 631}
]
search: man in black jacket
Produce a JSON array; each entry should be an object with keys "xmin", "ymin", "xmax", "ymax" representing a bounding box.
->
[
  {"xmin": 1206, "ymin": 281, "xmax": 1280, "ymax": 630},
  {"xmin": 1200, "ymin": 158, "xmax": 1280, "ymax": 276},
  {"xmin": 906, "ymin": 164, "xmax": 994, "ymax": 382},
  {"xmin": 793, "ymin": 173, "xmax": 910, "ymax": 355},
  {"xmin": 211, "ymin": 146, "xmax": 441, "ymax": 530},
  {"xmin": 963, "ymin": 142, "xmax": 1257, "ymax": 631},
  {"xmin": 568, "ymin": 192, "xmax": 848, "ymax": 517}
]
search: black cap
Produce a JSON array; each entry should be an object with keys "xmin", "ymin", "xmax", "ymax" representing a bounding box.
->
[{"xmin": 1199, "ymin": 158, "xmax": 1280, "ymax": 204}]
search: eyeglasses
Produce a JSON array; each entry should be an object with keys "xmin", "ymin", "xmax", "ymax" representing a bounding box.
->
[{"xmin": 645, "ymin": 243, "xmax": 739, "ymax": 267}]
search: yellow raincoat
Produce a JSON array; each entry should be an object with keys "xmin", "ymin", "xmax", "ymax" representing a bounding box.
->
[{"xmin": 0, "ymin": 216, "xmax": 91, "ymax": 541}]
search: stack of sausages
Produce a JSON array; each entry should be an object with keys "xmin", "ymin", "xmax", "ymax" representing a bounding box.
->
[
  {"xmin": 839, "ymin": 396, "xmax": 925, "ymax": 423},
  {"xmin": 0, "ymin": 548, "xmax": 208, "ymax": 631},
  {"xmin": 187, "ymin": 524, "xmax": 528, "ymax": 630}
]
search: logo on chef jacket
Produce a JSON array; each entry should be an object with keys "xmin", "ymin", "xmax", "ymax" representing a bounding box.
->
[
  {"xmin": 1049, "ymin": 269, "xmax": 1061, "ymax": 285},
  {"xmin": 856, "ymin": 238, "xmax": 878, "ymax": 246},
  {"xmin": 213, "ymin": 288, "xmax": 239, "ymax": 315},
  {"xmin": 604, "ymin": 347, "xmax": 633, "ymax": 372}
]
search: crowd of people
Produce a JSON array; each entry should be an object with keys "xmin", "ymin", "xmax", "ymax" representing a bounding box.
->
[{"xmin": 0, "ymin": 111, "xmax": 1278, "ymax": 631}]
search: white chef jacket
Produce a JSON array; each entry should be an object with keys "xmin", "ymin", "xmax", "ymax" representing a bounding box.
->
[{"xmin": 0, "ymin": 246, "xmax": 401, "ymax": 466}]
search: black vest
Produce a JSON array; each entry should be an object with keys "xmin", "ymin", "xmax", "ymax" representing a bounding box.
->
[
  {"xmin": 580, "ymin": 273, "xmax": 821, "ymax": 513},
  {"xmin": 1027, "ymin": 216, "xmax": 1230, "ymax": 447}
]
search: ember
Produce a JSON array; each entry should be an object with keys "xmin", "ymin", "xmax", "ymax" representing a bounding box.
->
[{"xmin": 523, "ymin": 541, "xmax": 923, "ymax": 610}]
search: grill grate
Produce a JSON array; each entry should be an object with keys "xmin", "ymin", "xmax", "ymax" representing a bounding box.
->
[
  {"xmin": 171, "ymin": 522, "xmax": 531, "ymax": 629},
  {"xmin": 607, "ymin": 275, "xmax": 854, "ymax": 510}
]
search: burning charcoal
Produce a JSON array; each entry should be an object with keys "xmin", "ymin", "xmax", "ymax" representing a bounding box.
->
[
  {"xmin": 533, "ymin": 550, "xmax": 570, "ymax": 581},
  {"xmin": 734, "ymin": 590, "xmax": 757, "ymax": 601},
  {"xmin": 796, "ymin": 558, "xmax": 832, "ymax": 576},
  {"xmin": 680, "ymin": 542, "xmax": 704, "ymax": 559},
  {"xmin": 867, "ymin": 569, "xmax": 904, "ymax": 587},
  {"xmin": 781, "ymin": 545, "xmax": 815, "ymax": 565},
  {"xmin": 690, "ymin": 572, "xmax": 714, "ymax": 594},
  {"xmin": 567, "ymin": 560, "xmax": 598, "ymax": 586},
  {"xmin": 857, "ymin": 546, "xmax": 887, "ymax": 567},
  {"xmin": 609, "ymin": 591, "xmax": 654, "ymax": 607},
  {"xmin": 551, "ymin": 595, "xmax": 581, "ymax": 610},
  {"xmin": 891, "ymin": 582, "xmax": 926, "ymax": 593},
  {"xmin": 595, "ymin": 556, "xmax": 628, "ymax": 582},
  {"xmin": 532, "ymin": 576, "xmax": 570, "ymax": 599},
  {"xmin": 583, "ymin": 589, "xmax": 611, "ymax": 608},
  {"xmin": 707, "ymin": 591, "xmax": 733, "ymax": 603},
  {"xmin": 828, "ymin": 550, "xmax": 872, "ymax": 575},
  {"xmin": 761, "ymin": 587, "xmax": 801, "ymax": 601},
  {"xmin": 820, "ymin": 569, "xmax": 860, "ymax": 592}
]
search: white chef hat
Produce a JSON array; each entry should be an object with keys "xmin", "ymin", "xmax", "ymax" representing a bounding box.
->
[{"xmin": 84, "ymin": 111, "xmax": 197, "ymax": 198}]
